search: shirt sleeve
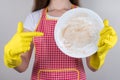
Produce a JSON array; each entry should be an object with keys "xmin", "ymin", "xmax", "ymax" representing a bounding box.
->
[
  {"xmin": 24, "ymin": 10, "xmax": 42, "ymax": 31},
  {"xmin": 24, "ymin": 13, "xmax": 35, "ymax": 31}
]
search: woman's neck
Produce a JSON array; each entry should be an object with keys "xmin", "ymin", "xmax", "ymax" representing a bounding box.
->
[{"xmin": 48, "ymin": 0, "xmax": 72, "ymax": 11}]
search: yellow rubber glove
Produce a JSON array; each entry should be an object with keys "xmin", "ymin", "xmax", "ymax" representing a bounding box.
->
[
  {"xmin": 4, "ymin": 22, "xmax": 44, "ymax": 68},
  {"xmin": 89, "ymin": 19, "xmax": 118, "ymax": 70}
]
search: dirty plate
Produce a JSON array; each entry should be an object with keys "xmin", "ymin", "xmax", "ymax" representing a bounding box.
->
[{"xmin": 54, "ymin": 7, "xmax": 104, "ymax": 58}]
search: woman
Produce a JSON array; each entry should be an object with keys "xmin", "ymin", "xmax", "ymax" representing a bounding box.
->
[{"xmin": 4, "ymin": 0, "xmax": 117, "ymax": 80}]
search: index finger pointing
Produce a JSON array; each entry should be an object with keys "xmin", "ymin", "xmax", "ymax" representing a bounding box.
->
[{"xmin": 20, "ymin": 32, "xmax": 44, "ymax": 37}]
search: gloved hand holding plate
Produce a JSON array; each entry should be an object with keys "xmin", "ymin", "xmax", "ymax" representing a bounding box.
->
[{"xmin": 54, "ymin": 7, "xmax": 104, "ymax": 58}]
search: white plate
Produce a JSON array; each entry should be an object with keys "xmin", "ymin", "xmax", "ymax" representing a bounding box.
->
[{"xmin": 54, "ymin": 7, "xmax": 104, "ymax": 58}]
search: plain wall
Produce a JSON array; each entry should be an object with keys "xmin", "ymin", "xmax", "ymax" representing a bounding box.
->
[{"xmin": 0, "ymin": 0, "xmax": 120, "ymax": 80}]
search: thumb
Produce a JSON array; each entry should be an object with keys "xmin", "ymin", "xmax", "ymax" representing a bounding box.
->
[
  {"xmin": 17, "ymin": 22, "xmax": 24, "ymax": 33},
  {"xmin": 103, "ymin": 19, "xmax": 109, "ymax": 27}
]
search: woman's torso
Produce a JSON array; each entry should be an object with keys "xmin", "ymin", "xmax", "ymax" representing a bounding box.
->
[{"xmin": 26, "ymin": 6, "xmax": 87, "ymax": 80}]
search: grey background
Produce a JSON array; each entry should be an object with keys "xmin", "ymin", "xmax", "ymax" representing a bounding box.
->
[{"xmin": 0, "ymin": 0, "xmax": 120, "ymax": 80}]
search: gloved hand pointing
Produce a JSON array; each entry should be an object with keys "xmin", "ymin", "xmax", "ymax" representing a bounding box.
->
[{"xmin": 4, "ymin": 22, "xmax": 44, "ymax": 68}]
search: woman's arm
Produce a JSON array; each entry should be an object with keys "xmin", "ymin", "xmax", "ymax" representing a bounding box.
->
[
  {"xmin": 86, "ymin": 55, "xmax": 98, "ymax": 72},
  {"xmin": 4, "ymin": 22, "xmax": 43, "ymax": 72},
  {"xmin": 86, "ymin": 20, "xmax": 118, "ymax": 71},
  {"xmin": 14, "ymin": 29, "xmax": 34, "ymax": 73},
  {"xmin": 14, "ymin": 43, "xmax": 34, "ymax": 73}
]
